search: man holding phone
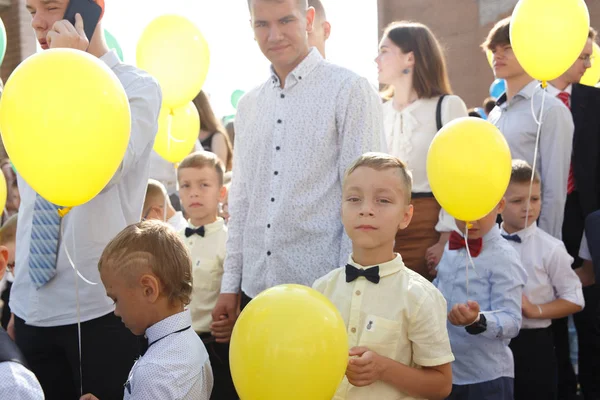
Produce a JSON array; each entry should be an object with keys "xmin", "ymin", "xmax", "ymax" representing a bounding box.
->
[{"xmin": 9, "ymin": 1, "xmax": 162, "ymax": 399}]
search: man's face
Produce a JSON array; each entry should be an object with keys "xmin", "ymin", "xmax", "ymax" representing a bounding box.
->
[
  {"xmin": 250, "ymin": 0, "xmax": 314, "ymax": 72},
  {"xmin": 492, "ymin": 44, "xmax": 526, "ymax": 80},
  {"xmin": 563, "ymin": 38, "xmax": 594, "ymax": 84},
  {"xmin": 25, "ymin": 0, "xmax": 69, "ymax": 50}
]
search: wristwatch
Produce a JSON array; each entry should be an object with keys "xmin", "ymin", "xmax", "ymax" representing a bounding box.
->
[{"xmin": 465, "ymin": 313, "xmax": 487, "ymax": 335}]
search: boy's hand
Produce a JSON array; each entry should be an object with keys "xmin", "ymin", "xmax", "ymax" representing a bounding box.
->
[
  {"xmin": 425, "ymin": 242, "xmax": 445, "ymax": 272},
  {"xmin": 346, "ymin": 347, "xmax": 385, "ymax": 387},
  {"xmin": 80, "ymin": 394, "xmax": 99, "ymax": 400},
  {"xmin": 521, "ymin": 294, "xmax": 539, "ymax": 319},
  {"xmin": 47, "ymin": 14, "xmax": 89, "ymax": 51},
  {"xmin": 448, "ymin": 300, "xmax": 480, "ymax": 326},
  {"xmin": 7, "ymin": 313, "xmax": 15, "ymax": 341},
  {"xmin": 210, "ymin": 314, "xmax": 233, "ymax": 343}
]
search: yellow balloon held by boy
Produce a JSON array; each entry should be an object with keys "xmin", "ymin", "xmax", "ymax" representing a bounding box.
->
[
  {"xmin": 427, "ymin": 117, "xmax": 512, "ymax": 222},
  {"xmin": 230, "ymin": 284, "xmax": 348, "ymax": 400},
  {"xmin": 0, "ymin": 49, "xmax": 131, "ymax": 207},
  {"xmin": 153, "ymin": 102, "xmax": 200, "ymax": 163}
]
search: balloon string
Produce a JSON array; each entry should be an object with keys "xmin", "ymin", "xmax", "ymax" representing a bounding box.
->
[
  {"xmin": 61, "ymin": 220, "xmax": 98, "ymax": 286},
  {"xmin": 526, "ymin": 84, "xmax": 547, "ymax": 228},
  {"xmin": 166, "ymin": 111, "xmax": 185, "ymax": 144},
  {"xmin": 464, "ymin": 224, "xmax": 477, "ymax": 301}
]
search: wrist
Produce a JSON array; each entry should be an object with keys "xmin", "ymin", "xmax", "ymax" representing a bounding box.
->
[{"xmin": 466, "ymin": 313, "xmax": 480, "ymax": 326}]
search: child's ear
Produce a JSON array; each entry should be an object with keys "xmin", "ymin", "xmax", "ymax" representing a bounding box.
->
[
  {"xmin": 497, "ymin": 198, "xmax": 506, "ymax": 214},
  {"xmin": 140, "ymin": 274, "xmax": 160, "ymax": 303},
  {"xmin": 0, "ymin": 246, "xmax": 7, "ymax": 281},
  {"xmin": 398, "ymin": 204, "xmax": 414, "ymax": 230},
  {"xmin": 219, "ymin": 186, "xmax": 228, "ymax": 202}
]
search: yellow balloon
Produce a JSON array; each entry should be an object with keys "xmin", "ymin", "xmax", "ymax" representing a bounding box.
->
[
  {"xmin": 0, "ymin": 49, "xmax": 130, "ymax": 207},
  {"xmin": 580, "ymin": 42, "xmax": 600, "ymax": 87},
  {"xmin": 137, "ymin": 15, "xmax": 210, "ymax": 109},
  {"xmin": 153, "ymin": 102, "xmax": 200, "ymax": 163},
  {"xmin": 510, "ymin": 0, "xmax": 590, "ymax": 82},
  {"xmin": 427, "ymin": 117, "xmax": 512, "ymax": 222},
  {"xmin": 486, "ymin": 49, "xmax": 493, "ymax": 69},
  {"xmin": 230, "ymin": 284, "xmax": 348, "ymax": 400},
  {"xmin": 0, "ymin": 173, "xmax": 7, "ymax": 214}
]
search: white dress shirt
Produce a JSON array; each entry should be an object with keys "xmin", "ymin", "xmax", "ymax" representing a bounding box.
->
[
  {"xmin": 580, "ymin": 233, "xmax": 591, "ymax": 261},
  {"xmin": 0, "ymin": 362, "xmax": 44, "ymax": 399},
  {"xmin": 222, "ymin": 48, "xmax": 384, "ymax": 297},
  {"xmin": 501, "ymin": 223, "xmax": 584, "ymax": 329},
  {"xmin": 168, "ymin": 211, "xmax": 188, "ymax": 232},
  {"xmin": 124, "ymin": 310, "xmax": 213, "ymax": 400},
  {"xmin": 10, "ymin": 50, "xmax": 162, "ymax": 327},
  {"xmin": 488, "ymin": 80, "xmax": 574, "ymax": 239}
]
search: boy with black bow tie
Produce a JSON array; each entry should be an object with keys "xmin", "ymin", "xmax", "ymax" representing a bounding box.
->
[
  {"xmin": 313, "ymin": 153, "xmax": 454, "ymax": 400},
  {"xmin": 433, "ymin": 186, "xmax": 526, "ymax": 400},
  {"xmin": 177, "ymin": 152, "xmax": 236, "ymax": 400},
  {"xmin": 500, "ymin": 160, "xmax": 583, "ymax": 400}
]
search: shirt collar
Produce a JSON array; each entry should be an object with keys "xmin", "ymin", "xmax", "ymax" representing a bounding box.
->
[
  {"xmin": 500, "ymin": 221, "xmax": 537, "ymax": 241},
  {"xmin": 346, "ymin": 253, "xmax": 404, "ymax": 278},
  {"xmin": 456, "ymin": 224, "xmax": 501, "ymax": 244},
  {"xmin": 100, "ymin": 49, "xmax": 121, "ymax": 70},
  {"xmin": 145, "ymin": 310, "xmax": 191, "ymax": 345},
  {"xmin": 547, "ymin": 83, "xmax": 573, "ymax": 97},
  {"xmin": 269, "ymin": 47, "xmax": 324, "ymax": 88},
  {"xmin": 188, "ymin": 217, "xmax": 225, "ymax": 235},
  {"xmin": 496, "ymin": 80, "xmax": 540, "ymax": 107}
]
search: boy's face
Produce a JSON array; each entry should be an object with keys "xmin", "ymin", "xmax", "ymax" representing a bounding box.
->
[
  {"xmin": 492, "ymin": 43, "xmax": 526, "ymax": 80},
  {"xmin": 342, "ymin": 167, "xmax": 413, "ymax": 253},
  {"xmin": 101, "ymin": 268, "xmax": 152, "ymax": 336},
  {"xmin": 178, "ymin": 167, "xmax": 224, "ymax": 223},
  {"xmin": 455, "ymin": 200, "xmax": 505, "ymax": 240},
  {"xmin": 502, "ymin": 181, "xmax": 541, "ymax": 232},
  {"xmin": 25, "ymin": 0, "xmax": 69, "ymax": 50}
]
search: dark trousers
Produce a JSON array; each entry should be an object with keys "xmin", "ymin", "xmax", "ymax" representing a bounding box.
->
[
  {"xmin": 554, "ymin": 284, "xmax": 600, "ymax": 400},
  {"xmin": 446, "ymin": 377, "xmax": 514, "ymax": 400},
  {"xmin": 240, "ymin": 291, "xmax": 252, "ymax": 311},
  {"xmin": 199, "ymin": 333, "xmax": 238, "ymax": 400},
  {"xmin": 14, "ymin": 312, "xmax": 141, "ymax": 400},
  {"xmin": 510, "ymin": 327, "xmax": 557, "ymax": 400}
]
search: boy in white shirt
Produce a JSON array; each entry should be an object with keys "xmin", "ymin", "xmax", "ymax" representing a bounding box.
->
[
  {"xmin": 177, "ymin": 151, "xmax": 236, "ymax": 399},
  {"xmin": 500, "ymin": 160, "xmax": 584, "ymax": 400},
  {"xmin": 80, "ymin": 220, "xmax": 213, "ymax": 400},
  {"xmin": 142, "ymin": 179, "xmax": 188, "ymax": 231},
  {"xmin": 313, "ymin": 153, "xmax": 454, "ymax": 400}
]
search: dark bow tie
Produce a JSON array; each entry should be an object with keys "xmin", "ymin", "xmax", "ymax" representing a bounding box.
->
[
  {"xmin": 449, "ymin": 231, "xmax": 483, "ymax": 257},
  {"xmin": 345, "ymin": 264, "xmax": 380, "ymax": 284},
  {"xmin": 185, "ymin": 226, "xmax": 205, "ymax": 238},
  {"xmin": 502, "ymin": 234, "xmax": 522, "ymax": 243}
]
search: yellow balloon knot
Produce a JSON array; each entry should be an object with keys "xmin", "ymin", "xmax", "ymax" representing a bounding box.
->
[
  {"xmin": 466, "ymin": 222, "xmax": 474, "ymax": 229},
  {"xmin": 58, "ymin": 207, "xmax": 72, "ymax": 218},
  {"xmin": 541, "ymin": 81, "xmax": 548, "ymax": 89}
]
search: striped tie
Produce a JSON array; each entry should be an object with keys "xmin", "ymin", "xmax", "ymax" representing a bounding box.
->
[{"xmin": 29, "ymin": 194, "xmax": 61, "ymax": 288}]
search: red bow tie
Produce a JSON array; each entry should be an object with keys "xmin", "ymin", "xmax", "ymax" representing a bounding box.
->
[{"xmin": 449, "ymin": 231, "xmax": 483, "ymax": 257}]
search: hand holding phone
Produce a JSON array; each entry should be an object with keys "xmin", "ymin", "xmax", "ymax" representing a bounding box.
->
[{"xmin": 47, "ymin": 13, "xmax": 89, "ymax": 51}]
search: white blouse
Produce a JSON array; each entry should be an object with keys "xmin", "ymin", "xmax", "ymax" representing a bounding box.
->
[{"xmin": 383, "ymin": 95, "xmax": 468, "ymax": 193}]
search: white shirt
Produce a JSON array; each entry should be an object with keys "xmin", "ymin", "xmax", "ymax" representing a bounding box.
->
[
  {"xmin": 579, "ymin": 233, "xmax": 591, "ymax": 261},
  {"xmin": 0, "ymin": 362, "xmax": 44, "ymax": 399},
  {"xmin": 125, "ymin": 310, "xmax": 213, "ymax": 400},
  {"xmin": 10, "ymin": 50, "xmax": 162, "ymax": 327},
  {"xmin": 223, "ymin": 48, "xmax": 384, "ymax": 297},
  {"xmin": 313, "ymin": 254, "xmax": 454, "ymax": 400},
  {"xmin": 168, "ymin": 211, "xmax": 188, "ymax": 232},
  {"xmin": 501, "ymin": 223, "xmax": 584, "ymax": 329}
]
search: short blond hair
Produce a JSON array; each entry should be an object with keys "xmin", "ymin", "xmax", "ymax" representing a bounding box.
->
[
  {"xmin": 510, "ymin": 159, "xmax": 541, "ymax": 185},
  {"xmin": 0, "ymin": 214, "xmax": 17, "ymax": 245},
  {"xmin": 344, "ymin": 152, "xmax": 413, "ymax": 203},
  {"xmin": 178, "ymin": 151, "xmax": 225, "ymax": 186},
  {"xmin": 98, "ymin": 221, "xmax": 193, "ymax": 306}
]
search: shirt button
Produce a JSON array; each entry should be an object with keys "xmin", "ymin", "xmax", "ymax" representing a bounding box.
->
[
  {"xmin": 351, "ymin": 327, "xmax": 356, "ymax": 333},
  {"xmin": 355, "ymin": 290, "xmax": 361, "ymax": 296},
  {"xmin": 276, "ymin": 146, "xmax": 281, "ymax": 151},
  {"xmin": 277, "ymin": 119, "xmax": 282, "ymax": 124},
  {"xmin": 267, "ymin": 224, "xmax": 271, "ymax": 228},
  {"xmin": 274, "ymin": 171, "xmax": 279, "ymax": 176},
  {"xmin": 298, "ymin": 76, "xmax": 302, "ymax": 80},
  {"xmin": 280, "ymin": 94, "xmax": 285, "ymax": 99},
  {"xmin": 267, "ymin": 251, "xmax": 272, "ymax": 256},
  {"xmin": 271, "ymin": 198, "xmax": 275, "ymax": 202}
]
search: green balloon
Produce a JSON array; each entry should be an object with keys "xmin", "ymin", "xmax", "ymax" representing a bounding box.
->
[
  {"xmin": 0, "ymin": 18, "xmax": 6, "ymax": 67},
  {"xmin": 104, "ymin": 29, "xmax": 123, "ymax": 62},
  {"xmin": 230, "ymin": 90, "xmax": 245, "ymax": 109}
]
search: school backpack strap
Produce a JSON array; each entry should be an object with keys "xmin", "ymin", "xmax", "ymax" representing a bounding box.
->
[{"xmin": 436, "ymin": 94, "xmax": 448, "ymax": 131}]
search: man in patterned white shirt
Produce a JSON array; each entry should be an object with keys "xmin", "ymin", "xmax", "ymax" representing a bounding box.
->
[{"xmin": 211, "ymin": 0, "xmax": 384, "ymax": 337}]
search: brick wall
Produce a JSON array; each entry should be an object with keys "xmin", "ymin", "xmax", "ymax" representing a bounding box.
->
[
  {"xmin": 377, "ymin": 0, "xmax": 600, "ymax": 108},
  {"xmin": 0, "ymin": 0, "xmax": 35, "ymax": 84}
]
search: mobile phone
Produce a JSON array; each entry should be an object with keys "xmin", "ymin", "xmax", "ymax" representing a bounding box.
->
[{"xmin": 63, "ymin": 0, "xmax": 102, "ymax": 41}]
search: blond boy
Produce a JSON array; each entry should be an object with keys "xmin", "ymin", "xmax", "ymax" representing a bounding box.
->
[{"xmin": 142, "ymin": 179, "xmax": 187, "ymax": 231}]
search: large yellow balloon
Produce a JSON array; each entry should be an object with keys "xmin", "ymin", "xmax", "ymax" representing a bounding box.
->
[
  {"xmin": 510, "ymin": 0, "xmax": 590, "ymax": 82},
  {"xmin": 580, "ymin": 43, "xmax": 600, "ymax": 87},
  {"xmin": 0, "ymin": 173, "xmax": 7, "ymax": 214},
  {"xmin": 427, "ymin": 117, "xmax": 512, "ymax": 222},
  {"xmin": 137, "ymin": 15, "xmax": 210, "ymax": 109},
  {"xmin": 0, "ymin": 49, "xmax": 130, "ymax": 207},
  {"xmin": 153, "ymin": 102, "xmax": 200, "ymax": 163},
  {"xmin": 230, "ymin": 284, "xmax": 348, "ymax": 400},
  {"xmin": 486, "ymin": 49, "xmax": 493, "ymax": 70}
]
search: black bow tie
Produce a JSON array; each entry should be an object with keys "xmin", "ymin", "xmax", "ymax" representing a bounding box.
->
[
  {"xmin": 345, "ymin": 264, "xmax": 380, "ymax": 284},
  {"xmin": 185, "ymin": 226, "xmax": 205, "ymax": 238},
  {"xmin": 502, "ymin": 234, "xmax": 522, "ymax": 243}
]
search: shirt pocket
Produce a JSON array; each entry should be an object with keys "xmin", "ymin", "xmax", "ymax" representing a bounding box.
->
[
  {"xmin": 358, "ymin": 315, "xmax": 403, "ymax": 360},
  {"xmin": 192, "ymin": 258, "xmax": 223, "ymax": 291}
]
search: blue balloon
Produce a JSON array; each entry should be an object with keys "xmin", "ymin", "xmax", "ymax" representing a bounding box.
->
[
  {"xmin": 489, "ymin": 79, "xmax": 506, "ymax": 99},
  {"xmin": 474, "ymin": 107, "xmax": 487, "ymax": 120}
]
